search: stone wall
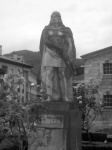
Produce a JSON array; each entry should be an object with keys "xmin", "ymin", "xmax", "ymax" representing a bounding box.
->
[
  {"xmin": 90, "ymin": 110, "xmax": 112, "ymax": 132},
  {"xmin": 84, "ymin": 51, "xmax": 112, "ymax": 131},
  {"xmin": 84, "ymin": 51, "xmax": 112, "ymax": 99}
]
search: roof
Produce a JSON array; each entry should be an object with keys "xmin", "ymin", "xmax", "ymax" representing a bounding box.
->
[
  {"xmin": 30, "ymin": 69, "xmax": 38, "ymax": 76},
  {"xmin": 81, "ymin": 46, "xmax": 112, "ymax": 60},
  {"xmin": 0, "ymin": 55, "xmax": 33, "ymax": 68}
]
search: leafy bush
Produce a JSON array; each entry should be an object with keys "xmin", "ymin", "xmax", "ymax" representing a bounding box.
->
[
  {"xmin": 73, "ymin": 78, "xmax": 103, "ymax": 131},
  {"xmin": 0, "ymin": 74, "xmax": 45, "ymax": 150}
]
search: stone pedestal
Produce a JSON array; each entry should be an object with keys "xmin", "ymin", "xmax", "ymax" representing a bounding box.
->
[{"xmin": 28, "ymin": 102, "xmax": 82, "ymax": 150}]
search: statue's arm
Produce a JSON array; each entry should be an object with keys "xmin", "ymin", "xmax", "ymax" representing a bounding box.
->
[
  {"xmin": 61, "ymin": 28, "xmax": 76, "ymax": 59},
  {"xmin": 66, "ymin": 35, "xmax": 76, "ymax": 61},
  {"xmin": 67, "ymin": 36, "xmax": 73, "ymax": 54},
  {"xmin": 39, "ymin": 29, "xmax": 54, "ymax": 57}
]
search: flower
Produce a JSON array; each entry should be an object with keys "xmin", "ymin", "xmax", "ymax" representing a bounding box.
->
[
  {"xmin": 17, "ymin": 76, "xmax": 25, "ymax": 84},
  {"xmin": 77, "ymin": 96, "xmax": 82, "ymax": 100},
  {"xmin": 79, "ymin": 100, "xmax": 82, "ymax": 104},
  {"xmin": 3, "ymin": 74, "xmax": 8, "ymax": 83}
]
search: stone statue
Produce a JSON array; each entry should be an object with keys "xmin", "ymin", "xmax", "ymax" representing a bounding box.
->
[{"xmin": 39, "ymin": 11, "xmax": 76, "ymax": 101}]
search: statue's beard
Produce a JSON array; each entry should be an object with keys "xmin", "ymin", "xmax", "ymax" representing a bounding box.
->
[{"xmin": 52, "ymin": 22, "xmax": 60, "ymax": 28}]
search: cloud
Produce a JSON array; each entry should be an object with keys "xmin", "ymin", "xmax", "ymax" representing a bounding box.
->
[{"xmin": 0, "ymin": 0, "xmax": 112, "ymax": 56}]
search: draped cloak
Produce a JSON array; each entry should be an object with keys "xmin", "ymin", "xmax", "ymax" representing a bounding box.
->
[{"xmin": 39, "ymin": 25, "xmax": 76, "ymax": 101}]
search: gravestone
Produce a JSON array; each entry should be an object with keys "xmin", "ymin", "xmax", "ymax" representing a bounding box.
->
[{"xmin": 28, "ymin": 101, "xmax": 82, "ymax": 150}]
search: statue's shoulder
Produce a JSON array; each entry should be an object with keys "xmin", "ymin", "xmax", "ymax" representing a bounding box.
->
[
  {"xmin": 41, "ymin": 25, "xmax": 52, "ymax": 36},
  {"xmin": 42, "ymin": 26, "xmax": 73, "ymax": 37},
  {"xmin": 61, "ymin": 26, "xmax": 73, "ymax": 36},
  {"xmin": 64, "ymin": 26, "xmax": 72, "ymax": 31},
  {"xmin": 43, "ymin": 25, "xmax": 52, "ymax": 30}
]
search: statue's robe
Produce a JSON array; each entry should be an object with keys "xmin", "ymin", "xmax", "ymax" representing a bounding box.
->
[{"xmin": 39, "ymin": 25, "xmax": 76, "ymax": 101}]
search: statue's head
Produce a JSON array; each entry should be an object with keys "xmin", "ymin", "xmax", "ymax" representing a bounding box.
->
[
  {"xmin": 49, "ymin": 11, "xmax": 64, "ymax": 28},
  {"xmin": 51, "ymin": 11, "xmax": 61, "ymax": 23}
]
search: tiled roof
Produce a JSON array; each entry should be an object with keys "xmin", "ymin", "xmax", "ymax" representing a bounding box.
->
[
  {"xmin": 0, "ymin": 55, "xmax": 33, "ymax": 68},
  {"xmin": 81, "ymin": 46, "xmax": 112, "ymax": 59}
]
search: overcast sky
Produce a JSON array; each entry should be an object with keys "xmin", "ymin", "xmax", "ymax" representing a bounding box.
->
[{"xmin": 0, "ymin": 0, "xmax": 112, "ymax": 57}]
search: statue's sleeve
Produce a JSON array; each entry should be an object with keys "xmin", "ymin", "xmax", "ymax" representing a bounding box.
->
[
  {"xmin": 70, "ymin": 35, "xmax": 76, "ymax": 60},
  {"xmin": 39, "ymin": 28, "xmax": 50, "ymax": 56},
  {"xmin": 66, "ymin": 27, "xmax": 76, "ymax": 60},
  {"xmin": 39, "ymin": 30, "xmax": 44, "ymax": 57}
]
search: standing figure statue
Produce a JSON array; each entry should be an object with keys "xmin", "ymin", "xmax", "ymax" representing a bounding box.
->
[{"xmin": 40, "ymin": 11, "xmax": 76, "ymax": 101}]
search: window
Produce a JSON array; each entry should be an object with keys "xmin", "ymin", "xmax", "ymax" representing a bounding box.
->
[
  {"xmin": 17, "ymin": 85, "xmax": 20, "ymax": 92},
  {"xmin": 10, "ymin": 69, "xmax": 13, "ymax": 74},
  {"xmin": 23, "ymin": 70, "xmax": 28, "ymax": 80},
  {"xmin": 0, "ymin": 68, "xmax": 5, "ymax": 75},
  {"xmin": 103, "ymin": 94, "xmax": 112, "ymax": 106},
  {"xmin": 17, "ymin": 99, "xmax": 20, "ymax": 103},
  {"xmin": 18, "ymin": 88, "xmax": 20, "ymax": 92},
  {"xmin": 22, "ymin": 96, "xmax": 24, "ymax": 103},
  {"xmin": 18, "ymin": 69, "xmax": 20, "ymax": 75},
  {"xmin": 103, "ymin": 63, "xmax": 112, "ymax": 74},
  {"xmin": 22, "ymin": 84, "xmax": 24, "ymax": 93},
  {"xmin": 2, "ymin": 65, "xmax": 8, "ymax": 74},
  {"xmin": 0, "ymin": 79, "xmax": 4, "ymax": 87}
]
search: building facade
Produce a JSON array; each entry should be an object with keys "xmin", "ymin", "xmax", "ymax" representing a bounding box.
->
[
  {"xmin": 81, "ymin": 46, "xmax": 112, "ymax": 130},
  {"xmin": 0, "ymin": 47, "xmax": 35, "ymax": 103}
]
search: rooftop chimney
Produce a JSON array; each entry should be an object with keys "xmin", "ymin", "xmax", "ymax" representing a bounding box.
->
[
  {"xmin": 13, "ymin": 51, "xmax": 17, "ymax": 60},
  {"xmin": 0, "ymin": 45, "xmax": 2, "ymax": 55}
]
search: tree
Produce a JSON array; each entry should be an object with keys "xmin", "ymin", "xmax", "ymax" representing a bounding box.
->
[{"xmin": 0, "ymin": 74, "xmax": 45, "ymax": 150}]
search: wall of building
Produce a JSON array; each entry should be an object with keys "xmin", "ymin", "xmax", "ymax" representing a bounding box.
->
[
  {"xmin": 0, "ymin": 61, "xmax": 30, "ymax": 103},
  {"xmin": 84, "ymin": 51, "xmax": 112, "ymax": 131},
  {"xmin": 84, "ymin": 51, "xmax": 112, "ymax": 99}
]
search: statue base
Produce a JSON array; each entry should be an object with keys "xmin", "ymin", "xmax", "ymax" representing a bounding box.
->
[{"xmin": 28, "ymin": 101, "xmax": 82, "ymax": 150}]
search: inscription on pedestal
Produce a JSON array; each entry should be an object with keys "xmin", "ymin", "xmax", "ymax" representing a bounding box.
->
[{"xmin": 37, "ymin": 114, "xmax": 64, "ymax": 128}]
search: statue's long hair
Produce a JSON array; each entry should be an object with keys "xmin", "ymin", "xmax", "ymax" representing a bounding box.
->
[{"xmin": 49, "ymin": 11, "xmax": 65, "ymax": 28}]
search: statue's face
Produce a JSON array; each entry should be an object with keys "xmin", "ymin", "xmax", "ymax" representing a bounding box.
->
[
  {"xmin": 51, "ymin": 16, "xmax": 60, "ymax": 23},
  {"xmin": 53, "ymin": 16, "xmax": 59, "ymax": 23}
]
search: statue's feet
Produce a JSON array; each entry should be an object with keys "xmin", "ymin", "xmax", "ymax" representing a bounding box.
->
[
  {"xmin": 46, "ymin": 96, "xmax": 52, "ymax": 101},
  {"xmin": 63, "ymin": 96, "xmax": 69, "ymax": 102}
]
